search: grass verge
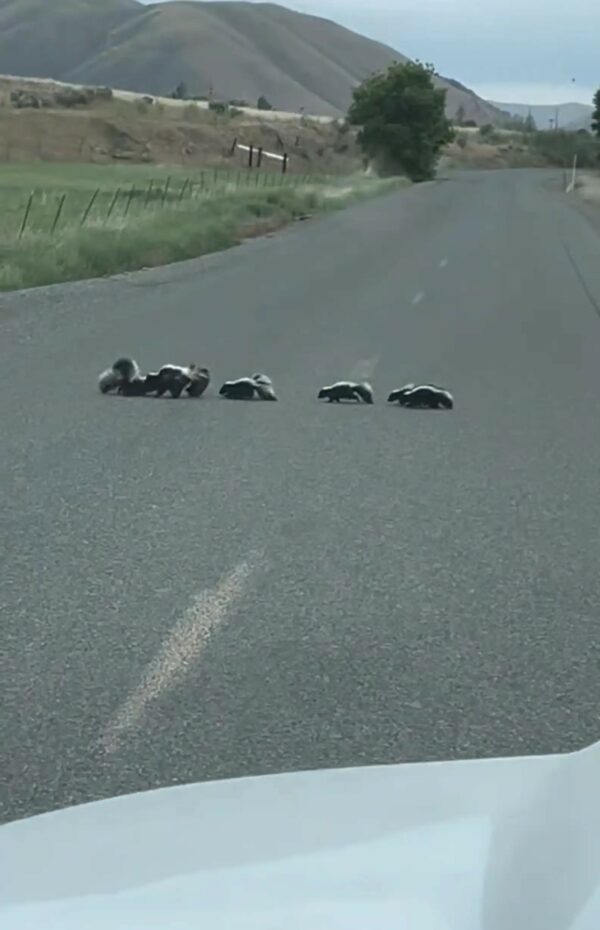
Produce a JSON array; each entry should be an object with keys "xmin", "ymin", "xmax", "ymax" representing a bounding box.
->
[{"xmin": 0, "ymin": 164, "xmax": 405, "ymax": 291}]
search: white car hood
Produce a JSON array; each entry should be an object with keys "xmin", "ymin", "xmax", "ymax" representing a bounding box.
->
[{"xmin": 2, "ymin": 738, "xmax": 600, "ymax": 930}]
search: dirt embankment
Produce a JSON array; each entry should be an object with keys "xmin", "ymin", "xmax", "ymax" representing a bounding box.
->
[{"xmin": 0, "ymin": 77, "xmax": 360, "ymax": 173}]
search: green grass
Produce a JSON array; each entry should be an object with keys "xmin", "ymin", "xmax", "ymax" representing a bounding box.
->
[{"xmin": 0, "ymin": 162, "xmax": 404, "ymax": 291}]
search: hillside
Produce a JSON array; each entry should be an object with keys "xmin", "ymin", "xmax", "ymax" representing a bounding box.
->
[
  {"xmin": 0, "ymin": 0, "xmax": 506, "ymax": 124},
  {"xmin": 491, "ymin": 100, "xmax": 593, "ymax": 132}
]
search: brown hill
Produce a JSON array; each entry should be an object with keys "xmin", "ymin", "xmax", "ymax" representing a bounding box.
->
[{"xmin": 0, "ymin": 0, "xmax": 506, "ymax": 124}]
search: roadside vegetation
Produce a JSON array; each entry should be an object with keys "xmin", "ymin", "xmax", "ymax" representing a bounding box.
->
[
  {"xmin": 0, "ymin": 163, "xmax": 404, "ymax": 291},
  {"xmin": 443, "ymin": 124, "xmax": 600, "ymax": 172}
]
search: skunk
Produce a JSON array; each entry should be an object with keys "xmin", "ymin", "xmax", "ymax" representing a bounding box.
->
[
  {"xmin": 98, "ymin": 357, "xmax": 150, "ymax": 395},
  {"xmin": 318, "ymin": 381, "xmax": 374, "ymax": 404},
  {"xmin": 219, "ymin": 374, "xmax": 278, "ymax": 401},
  {"xmin": 150, "ymin": 364, "xmax": 210, "ymax": 399},
  {"xmin": 388, "ymin": 384, "xmax": 453, "ymax": 409},
  {"xmin": 186, "ymin": 366, "xmax": 211, "ymax": 398},
  {"xmin": 250, "ymin": 373, "xmax": 278, "ymax": 401}
]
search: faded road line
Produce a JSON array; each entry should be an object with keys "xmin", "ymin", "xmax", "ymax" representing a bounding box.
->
[
  {"xmin": 439, "ymin": 258, "xmax": 448, "ymax": 269},
  {"xmin": 99, "ymin": 552, "xmax": 262, "ymax": 755},
  {"xmin": 411, "ymin": 291, "xmax": 425, "ymax": 305}
]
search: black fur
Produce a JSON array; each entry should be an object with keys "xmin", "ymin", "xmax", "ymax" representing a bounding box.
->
[
  {"xmin": 388, "ymin": 384, "xmax": 453, "ymax": 409},
  {"xmin": 219, "ymin": 374, "xmax": 277, "ymax": 400},
  {"xmin": 141, "ymin": 365, "xmax": 210, "ymax": 398},
  {"xmin": 318, "ymin": 381, "xmax": 374, "ymax": 404},
  {"xmin": 219, "ymin": 377, "xmax": 258, "ymax": 400}
]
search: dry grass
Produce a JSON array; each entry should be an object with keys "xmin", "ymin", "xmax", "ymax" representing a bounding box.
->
[
  {"xmin": 441, "ymin": 130, "xmax": 546, "ymax": 171},
  {"xmin": 0, "ymin": 77, "xmax": 360, "ymax": 174},
  {"xmin": 574, "ymin": 171, "xmax": 600, "ymax": 205}
]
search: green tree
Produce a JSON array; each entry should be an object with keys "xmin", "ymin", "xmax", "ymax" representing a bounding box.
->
[
  {"xmin": 171, "ymin": 81, "xmax": 188, "ymax": 100},
  {"xmin": 455, "ymin": 104, "xmax": 465, "ymax": 126},
  {"xmin": 524, "ymin": 112, "xmax": 537, "ymax": 133},
  {"xmin": 257, "ymin": 95, "xmax": 274, "ymax": 111},
  {"xmin": 592, "ymin": 89, "xmax": 600, "ymax": 139},
  {"xmin": 347, "ymin": 60, "xmax": 454, "ymax": 181}
]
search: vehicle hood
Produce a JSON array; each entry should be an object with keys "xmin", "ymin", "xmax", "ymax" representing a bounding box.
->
[{"xmin": 2, "ymin": 739, "xmax": 600, "ymax": 930}]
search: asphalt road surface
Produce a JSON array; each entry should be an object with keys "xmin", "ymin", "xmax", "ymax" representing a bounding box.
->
[{"xmin": 2, "ymin": 169, "xmax": 600, "ymax": 825}]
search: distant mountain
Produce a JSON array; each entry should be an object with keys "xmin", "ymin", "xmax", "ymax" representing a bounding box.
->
[
  {"xmin": 490, "ymin": 100, "xmax": 593, "ymax": 132},
  {"xmin": 0, "ymin": 0, "xmax": 506, "ymax": 124}
]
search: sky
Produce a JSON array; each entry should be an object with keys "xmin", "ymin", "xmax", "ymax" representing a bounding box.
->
[{"xmin": 147, "ymin": 0, "xmax": 597, "ymax": 105}]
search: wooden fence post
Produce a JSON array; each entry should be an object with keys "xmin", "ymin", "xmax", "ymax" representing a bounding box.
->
[
  {"xmin": 51, "ymin": 193, "xmax": 67, "ymax": 234},
  {"xmin": 80, "ymin": 188, "xmax": 100, "ymax": 226},
  {"xmin": 18, "ymin": 191, "xmax": 34, "ymax": 239},
  {"xmin": 143, "ymin": 179, "xmax": 154, "ymax": 208},
  {"xmin": 124, "ymin": 185, "xmax": 136, "ymax": 216},
  {"xmin": 105, "ymin": 188, "xmax": 121, "ymax": 223},
  {"xmin": 161, "ymin": 176, "xmax": 171, "ymax": 206}
]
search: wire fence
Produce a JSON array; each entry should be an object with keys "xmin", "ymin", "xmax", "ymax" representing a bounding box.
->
[{"xmin": 1, "ymin": 166, "xmax": 327, "ymax": 242}]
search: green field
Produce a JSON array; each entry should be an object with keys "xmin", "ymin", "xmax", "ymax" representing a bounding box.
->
[{"xmin": 0, "ymin": 162, "xmax": 402, "ymax": 291}]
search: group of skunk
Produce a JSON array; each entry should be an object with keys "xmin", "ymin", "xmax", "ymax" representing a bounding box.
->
[
  {"xmin": 98, "ymin": 359, "xmax": 453, "ymax": 409},
  {"xmin": 318, "ymin": 381, "xmax": 453, "ymax": 409},
  {"xmin": 98, "ymin": 358, "xmax": 277, "ymax": 401}
]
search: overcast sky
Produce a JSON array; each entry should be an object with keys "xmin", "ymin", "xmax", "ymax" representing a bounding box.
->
[{"xmin": 149, "ymin": 0, "xmax": 597, "ymax": 105}]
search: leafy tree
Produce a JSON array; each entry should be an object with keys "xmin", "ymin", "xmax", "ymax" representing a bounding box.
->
[
  {"xmin": 592, "ymin": 89, "xmax": 600, "ymax": 139},
  {"xmin": 347, "ymin": 60, "xmax": 454, "ymax": 181},
  {"xmin": 524, "ymin": 112, "xmax": 537, "ymax": 133},
  {"xmin": 171, "ymin": 81, "xmax": 188, "ymax": 100},
  {"xmin": 257, "ymin": 95, "xmax": 274, "ymax": 111},
  {"xmin": 455, "ymin": 104, "xmax": 465, "ymax": 125}
]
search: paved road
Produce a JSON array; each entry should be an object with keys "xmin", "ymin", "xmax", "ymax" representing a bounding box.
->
[{"xmin": 2, "ymin": 169, "xmax": 600, "ymax": 824}]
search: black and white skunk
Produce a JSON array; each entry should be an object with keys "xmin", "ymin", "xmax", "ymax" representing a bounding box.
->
[
  {"xmin": 318, "ymin": 381, "xmax": 374, "ymax": 404},
  {"xmin": 99, "ymin": 358, "xmax": 210, "ymax": 398},
  {"xmin": 219, "ymin": 374, "xmax": 278, "ymax": 401},
  {"xmin": 150, "ymin": 364, "xmax": 211, "ymax": 399},
  {"xmin": 98, "ymin": 357, "xmax": 151, "ymax": 396},
  {"xmin": 388, "ymin": 384, "xmax": 454, "ymax": 409},
  {"xmin": 250, "ymin": 373, "xmax": 278, "ymax": 401}
]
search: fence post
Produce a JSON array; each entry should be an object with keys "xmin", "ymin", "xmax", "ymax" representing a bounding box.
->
[
  {"xmin": 178, "ymin": 178, "xmax": 190, "ymax": 201},
  {"xmin": 51, "ymin": 193, "xmax": 67, "ymax": 234},
  {"xmin": 248, "ymin": 144, "xmax": 254, "ymax": 168},
  {"xmin": 124, "ymin": 185, "xmax": 136, "ymax": 216},
  {"xmin": 161, "ymin": 176, "xmax": 171, "ymax": 206},
  {"xmin": 80, "ymin": 188, "xmax": 100, "ymax": 226},
  {"xmin": 144, "ymin": 179, "xmax": 154, "ymax": 208},
  {"xmin": 105, "ymin": 188, "xmax": 121, "ymax": 223},
  {"xmin": 230, "ymin": 137, "xmax": 238, "ymax": 156},
  {"xmin": 282, "ymin": 153, "xmax": 288, "ymax": 175},
  {"xmin": 18, "ymin": 191, "xmax": 34, "ymax": 239}
]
